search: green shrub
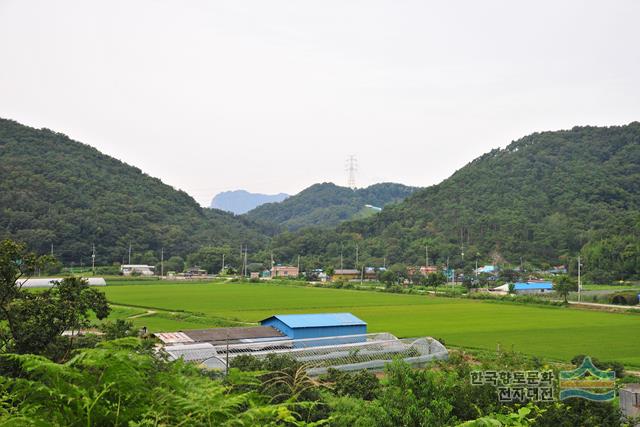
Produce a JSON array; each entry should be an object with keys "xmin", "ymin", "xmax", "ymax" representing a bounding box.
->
[{"xmin": 609, "ymin": 292, "xmax": 639, "ymax": 306}]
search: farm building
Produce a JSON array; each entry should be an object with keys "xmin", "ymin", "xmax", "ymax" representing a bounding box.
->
[
  {"xmin": 493, "ymin": 281, "xmax": 553, "ymax": 294},
  {"xmin": 260, "ymin": 313, "xmax": 367, "ymax": 341},
  {"xmin": 270, "ymin": 265, "xmax": 299, "ymax": 278},
  {"xmin": 407, "ymin": 266, "xmax": 439, "ymax": 277},
  {"xmin": 331, "ymin": 269, "xmax": 360, "ymax": 281},
  {"xmin": 121, "ymin": 264, "xmax": 155, "ymax": 276},
  {"xmin": 155, "ymin": 326, "xmax": 286, "ymax": 346},
  {"xmin": 476, "ymin": 265, "xmax": 497, "ymax": 274},
  {"xmin": 155, "ymin": 314, "xmax": 447, "ymax": 375}
]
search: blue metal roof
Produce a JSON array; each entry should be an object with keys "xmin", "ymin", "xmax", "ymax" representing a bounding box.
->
[
  {"xmin": 513, "ymin": 282, "xmax": 553, "ymax": 290},
  {"xmin": 260, "ymin": 313, "xmax": 366, "ymax": 328}
]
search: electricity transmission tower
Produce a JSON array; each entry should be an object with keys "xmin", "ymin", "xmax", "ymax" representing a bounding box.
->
[{"xmin": 345, "ymin": 155, "xmax": 358, "ymax": 189}]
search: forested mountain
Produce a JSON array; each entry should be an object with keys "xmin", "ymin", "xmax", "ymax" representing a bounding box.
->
[
  {"xmin": 271, "ymin": 123, "xmax": 640, "ymax": 279},
  {"xmin": 245, "ymin": 182, "xmax": 417, "ymax": 230},
  {"xmin": 210, "ymin": 190, "xmax": 289, "ymax": 215},
  {"xmin": 0, "ymin": 118, "xmax": 268, "ymax": 264}
]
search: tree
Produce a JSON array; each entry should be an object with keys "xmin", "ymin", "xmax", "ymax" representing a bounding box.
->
[
  {"xmin": 0, "ymin": 239, "xmax": 110, "ymax": 359},
  {"xmin": 554, "ymin": 275, "xmax": 578, "ymax": 303},
  {"xmin": 164, "ymin": 256, "xmax": 185, "ymax": 273},
  {"xmin": 0, "ymin": 239, "xmax": 51, "ymax": 351},
  {"xmin": 8, "ymin": 277, "xmax": 110, "ymax": 359},
  {"xmin": 462, "ymin": 275, "xmax": 474, "ymax": 292},
  {"xmin": 427, "ymin": 272, "xmax": 446, "ymax": 292},
  {"xmin": 379, "ymin": 270, "xmax": 397, "ymax": 287},
  {"xmin": 500, "ymin": 269, "xmax": 519, "ymax": 283}
]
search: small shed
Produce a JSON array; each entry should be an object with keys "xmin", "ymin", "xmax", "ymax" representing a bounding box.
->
[
  {"xmin": 620, "ymin": 384, "xmax": 640, "ymax": 420},
  {"xmin": 260, "ymin": 313, "xmax": 367, "ymax": 341}
]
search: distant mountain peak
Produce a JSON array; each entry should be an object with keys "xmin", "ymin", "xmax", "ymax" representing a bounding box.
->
[{"xmin": 210, "ymin": 190, "xmax": 289, "ymax": 215}]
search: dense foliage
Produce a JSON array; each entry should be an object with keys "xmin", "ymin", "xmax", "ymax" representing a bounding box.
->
[
  {"xmin": 2, "ymin": 118, "xmax": 639, "ymax": 281},
  {"xmin": 270, "ymin": 124, "xmax": 640, "ymax": 280},
  {"xmin": 0, "ymin": 339, "xmax": 316, "ymax": 426},
  {"xmin": 246, "ymin": 182, "xmax": 416, "ymax": 231},
  {"xmin": 231, "ymin": 351, "xmax": 624, "ymax": 427},
  {"xmin": 0, "ymin": 119, "xmax": 268, "ymax": 265},
  {"xmin": 0, "ymin": 240, "xmax": 109, "ymax": 360}
]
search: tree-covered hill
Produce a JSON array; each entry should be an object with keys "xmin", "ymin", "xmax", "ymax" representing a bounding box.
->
[
  {"xmin": 245, "ymin": 182, "xmax": 417, "ymax": 230},
  {"xmin": 0, "ymin": 118, "xmax": 268, "ymax": 264},
  {"xmin": 271, "ymin": 123, "xmax": 640, "ymax": 278}
]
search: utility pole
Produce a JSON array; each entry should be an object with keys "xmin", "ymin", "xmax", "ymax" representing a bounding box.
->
[
  {"xmin": 91, "ymin": 243, "xmax": 96, "ymax": 275},
  {"xmin": 243, "ymin": 246, "xmax": 248, "ymax": 277},
  {"xmin": 221, "ymin": 253, "xmax": 224, "ymax": 275},
  {"xmin": 297, "ymin": 255, "xmax": 300, "ymax": 275},
  {"xmin": 340, "ymin": 245, "xmax": 343, "ymax": 271},
  {"xmin": 128, "ymin": 242, "xmax": 132, "ymax": 265},
  {"xmin": 160, "ymin": 248, "xmax": 164, "ymax": 278},
  {"xmin": 425, "ymin": 245, "xmax": 429, "ymax": 268},
  {"xmin": 475, "ymin": 254, "xmax": 479, "ymax": 281},
  {"xmin": 383, "ymin": 256, "xmax": 386, "ymax": 269},
  {"xmin": 51, "ymin": 243, "xmax": 54, "ymax": 257},
  {"xmin": 446, "ymin": 256, "xmax": 449, "ymax": 286},
  {"xmin": 360, "ymin": 265, "xmax": 364, "ymax": 285},
  {"xmin": 577, "ymin": 256, "xmax": 582, "ymax": 302},
  {"xmin": 355, "ymin": 244, "xmax": 359, "ymax": 270}
]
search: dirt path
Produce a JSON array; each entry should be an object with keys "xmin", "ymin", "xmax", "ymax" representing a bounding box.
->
[
  {"xmin": 127, "ymin": 310, "xmax": 156, "ymax": 319},
  {"xmin": 567, "ymin": 301, "xmax": 640, "ymax": 311}
]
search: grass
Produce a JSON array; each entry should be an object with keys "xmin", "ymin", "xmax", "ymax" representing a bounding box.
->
[
  {"xmin": 582, "ymin": 283, "xmax": 640, "ymax": 291},
  {"xmin": 102, "ymin": 280, "xmax": 640, "ymax": 368}
]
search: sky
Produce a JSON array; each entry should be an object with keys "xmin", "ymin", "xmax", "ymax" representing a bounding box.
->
[{"xmin": 1, "ymin": 1, "xmax": 639, "ymax": 206}]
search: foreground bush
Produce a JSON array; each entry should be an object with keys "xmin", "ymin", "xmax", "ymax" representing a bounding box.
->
[{"xmin": 0, "ymin": 338, "xmax": 319, "ymax": 426}]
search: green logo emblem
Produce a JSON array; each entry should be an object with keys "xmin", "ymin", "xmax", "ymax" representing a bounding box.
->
[{"xmin": 559, "ymin": 356, "xmax": 615, "ymax": 401}]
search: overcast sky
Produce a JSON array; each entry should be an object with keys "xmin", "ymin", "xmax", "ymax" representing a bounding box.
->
[{"xmin": 1, "ymin": 1, "xmax": 639, "ymax": 206}]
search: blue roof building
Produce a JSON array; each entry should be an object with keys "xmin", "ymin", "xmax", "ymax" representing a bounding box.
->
[
  {"xmin": 477, "ymin": 265, "xmax": 497, "ymax": 274},
  {"xmin": 260, "ymin": 313, "xmax": 367, "ymax": 344},
  {"xmin": 493, "ymin": 281, "xmax": 554, "ymax": 294},
  {"xmin": 513, "ymin": 281, "xmax": 553, "ymax": 291}
]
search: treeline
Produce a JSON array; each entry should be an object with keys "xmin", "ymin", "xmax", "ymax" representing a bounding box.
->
[
  {"xmin": 266, "ymin": 124, "xmax": 640, "ymax": 282},
  {"xmin": 0, "ymin": 119, "xmax": 269, "ymax": 265},
  {"xmin": 1, "ymin": 118, "xmax": 639, "ymax": 282},
  {"xmin": 245, "ymin": 182, "xmax": 416, "ymax": 231}
]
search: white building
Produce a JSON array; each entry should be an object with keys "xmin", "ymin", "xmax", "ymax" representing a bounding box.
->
[{"xmin": 120, "ymin": 264, "xmax": 155, "ymax": 276}]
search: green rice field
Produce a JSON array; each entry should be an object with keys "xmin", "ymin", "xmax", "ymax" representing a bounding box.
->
[{"xmin": 103, "ymin": 280, "xmax": 640, "ymax": 368}]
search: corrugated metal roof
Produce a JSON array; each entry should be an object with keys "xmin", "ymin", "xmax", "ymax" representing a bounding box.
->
[
  {"xmin": 154, "ymin": 332, "xmax": 194, "ymax": 344},
  {"xmin": 183, "ymin": 326, "xmax": 284, "ymax": 344},
  {"xmin": 261, "ymin": 313, "xmax": 366, "ymax": 328},
  {"xmin": 333, "ymin": 269, "xmax": 360, "ymax": 275},
  {"xmin": 513, "ymin": 282, "xmax": 553, "ymax": 290},
  {"xmin": 163, "ymin": 343, "xmax": 217, "ymax": 361}
]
